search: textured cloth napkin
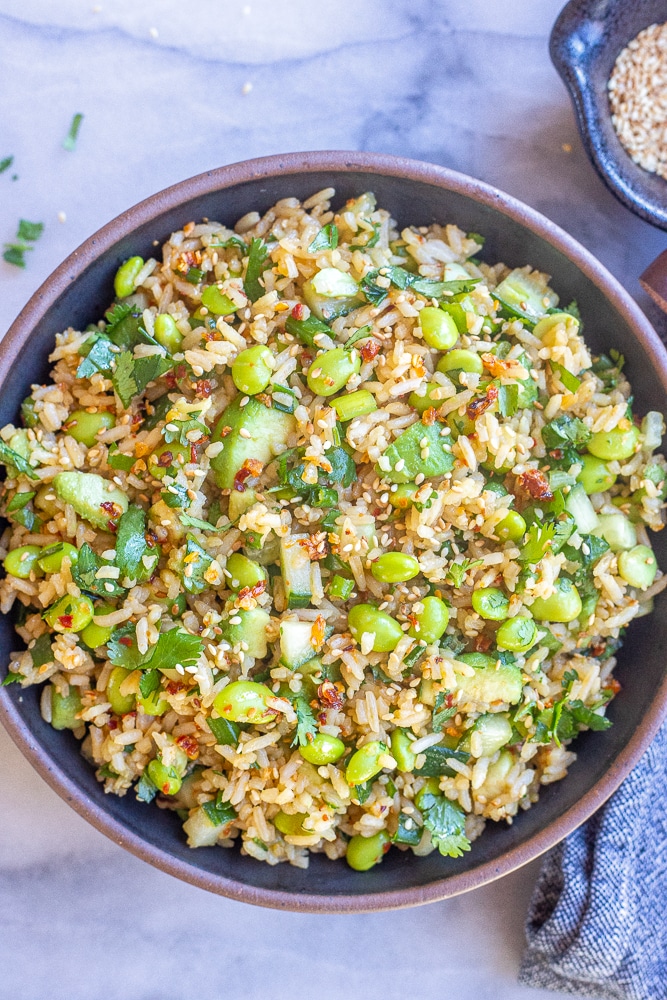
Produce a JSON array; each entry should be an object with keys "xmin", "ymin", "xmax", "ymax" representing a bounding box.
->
[{"xmin": 519, "ymin": 719, "xmax": 667, "ymax": 1000}]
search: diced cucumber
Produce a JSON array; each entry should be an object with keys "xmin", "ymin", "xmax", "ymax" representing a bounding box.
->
[
  {"xmin": 229, "ymin": 488, "xmax": 257, "ymax": 522},
  {"xmin": 280, "ymin": 534, "xmax": 312, "ymax": 608},
  {"xmin": 479, "ymin": 749, "xmax": 515, "ymax": 799},
  {"xmin": 183, "ymin": 806, "xmax": 222, "ymax": 847},
  {"xmin": 642, "ymin": 411, "xmax": 664, "ymax": 452},
  {"xmin": 210, "ymin": 396, "xmax": 295, "ymax": 489},
  {"xmin": 458, "ymin": 713, "xmax": 513, "ymax": 757},
  {"xmin": 564, "ymin": 483, "xmax": 599, "ymax": 534},
  {"xmin": 224, "ymin": 608, "xmax": 270, "ymax": 659},
  {"xmin": 443, "ymin": 262, "xmax": 471, "ymax": 281},
  {"xmin": 53, "ymin": 471, "xmax": 129, "ymax": 529},
  {"xmin": 456, "ymin": 653, "xmax": 523, "ymax": 706},
  {"xmin": 279, "ymin": 619, "xmax": 320, "ymax": 670},
  {"xmin": 593, "ymin": 512, "xmax": 637, "ymax": 552},
  {"xmin": 377, "ymin": 421, "xmax": 454, "ymax": 484},
  {"xmin": 303, "ymin": 268, "xmax": 362, "ymax": 321},
  {"xmin": 494, "ymin": 269, "xmax": 558, "ymax": 322},
  {"xmin": 51, "ymin": 687, "xmax": 82, "ymax": 730},
  {"xmin": 533, "ymin": 312, "xmax": 580, "ymax": 340}
]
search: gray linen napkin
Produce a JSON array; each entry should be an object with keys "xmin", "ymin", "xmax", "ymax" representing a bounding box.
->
[{"xmin": 519, "ymin": 719, "xmax": 667, "ymax": 1000}]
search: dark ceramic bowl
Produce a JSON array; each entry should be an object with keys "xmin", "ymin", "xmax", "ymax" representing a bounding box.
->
[
  {"xmin": 551, "ymin": 0, "xmax": 667, "ymax": 230},
  {"xmin": 1, "ymin": 152, "xmax": 666, "ymax": 912}
]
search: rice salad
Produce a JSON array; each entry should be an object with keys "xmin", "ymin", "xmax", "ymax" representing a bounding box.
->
[{"xmin": 1, "ymin": 189, "xmax": 665, "ymax": 872}]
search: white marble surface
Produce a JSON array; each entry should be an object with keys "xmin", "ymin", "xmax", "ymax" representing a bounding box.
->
[{"xmin": 1, "ymin": 2, "xmax": 665, "ymax": 997}]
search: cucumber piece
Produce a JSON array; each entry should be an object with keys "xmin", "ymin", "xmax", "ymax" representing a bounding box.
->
[
  {"xmin": 443, "ymin": 262, "xmax": 471, "ymax": 281},
  {"xmin": 229, "ymin": 488, "xmax": 257, "ymax": 522},
  {"xmin": 280, "ymin": 534, "xmax": 312, "ymax": 608},
  {"xmin": 456, "ymin": 652, "xmax": 523, "ymax": 706},
  {"xmin": 210, "ymin": 396, "xmax": 295, "ymax": 489},
  {"xmin": 51, "ymin": 687, "xmax": 82, "ymax": 730},
  {"xmin": 494, "ymin": 269, "xmax": 558, "ymax": 322},
  {"xmin": 458, "ymin": 713, "xmax": 513, "ymax": 757},
  {"xmin": 53, "ymin": 471, "xmax": 128, "ymax": 529},
  {"xmin": 564, "ymin": 483, "xmax": 599, "ymax": 534},
  {"xmin": 223, "ymin": 608, "xmax": 270, "ymax": 659},
  {"xmin": 593, "ymin": 512, "xmax": 637, "ymax": 552},
  {"xmin": 279, "ymin": 619, "xmax": 330, "ymax": 670},
  {"xmin": 303, "ymin": 268, "xmax": 362, "ymax": 321},
  {"xmin": 377, "ymin": 421, "xmax": 455, "ymax": 484}
]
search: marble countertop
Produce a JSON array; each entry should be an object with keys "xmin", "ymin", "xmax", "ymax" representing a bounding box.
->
[{"xmin": 1, "ymin": 2, "xmax": 665, "ymax": 997}]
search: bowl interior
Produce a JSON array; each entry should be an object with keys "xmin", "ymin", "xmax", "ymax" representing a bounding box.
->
[
  {"xmin": 2, "ymin": 161, "xmax": 667, "ymax": 910},
  {"xmin": 550, "ymin": 0, "xmax": 667, "ymax": 230}
]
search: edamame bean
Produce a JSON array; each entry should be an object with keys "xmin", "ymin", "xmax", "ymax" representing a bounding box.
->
[
  {"xmin": 371, "ymin": 552, "xmax": 420, "ymax": 583},
  {"xmin": 154, "ymin": 314, "xmax": 184, "ymax": 353},
  {"xmin": 44, "ymin": 594, "xmax": 95, "ymax": 633},
  {"xmin": 437, "ymin": 349, "xmax": 484, "ymax": 376},
  {"xmin": 81, "ymin": 603, "xmax": 116, "ymax": 648},
  {"xmin": 114, "ymin": 256, "xmax": 144, "ymax": 299},
  {"xmin": 147, "ymin": 759, "xmax": 182, "ymax": 796},
  {"xmin": 446, "ymin": 409, "xmax": 476, "ymax": 439},
  {"xmin": 307, "ymin": 348, "xmax": 361, "ymax": 397},
  {"xmin": 472, "ymin": 587, "xmax": 510, "ymax": 621},
  {"xmin": 496, "ymin": 615, "xmax": 538, "ymax": 652},
  {"xmin": 409, "ymin": 383, "xmax": 444, "ymax": 415},
  {"xmin": 407, "ymin": 595, "xmax": 450, "ymax": 643},
  {"xmin": 106, "ymin": 666, "xmax": 136, "ymax": 715},
  {"xmin": 213, "ymin": 680, "xmax": 276, "ymax": 724},
  {"xmin": 138, "ymin": 689, "xmax": 169, "ymax": 716},
  {"xmin": 390, "ymin": 729, "xmax": 416, "ymax": 772},
  {"xmin": 348, "ymin": 604, "xmax": 403, "ymax": 652},
  {"xmin": 346, "ymin": 830, "xmax": 391, "ymax": 871},
  {"xmin": 594, "ymin": 512, "xmax": 636, "ymax": 552},
  {"xmin": 587, "ymin": 424, "xmax": 640, "ymax": 461},
  {"xmin": 530, "ymin": 578, "xmax": 582, "ymax": 622},
  {"xmin": 3, "ymin": 545, "xmax": 42, "ymax": 579},
  {"xmin": 65, "ymin": 409, "xmax": 116, "ymax": 447},
  {"xmin": 274, "ymin": 811, "xmax": 308, "ymax": 836},
  {"xmin": 495, "ymin": 510, "xmax": 527, "ymax": 543},
  {"xmin": 299, "ymin": 733, "xmax": 346, "ymax": 765},
  {"xmin": 618, "ymin": 545, "xmax": 658, "ymax": 589},
  {"xmin": 231, "ymin": 345, "xmax": 273, "ymax": 395},
  {"xmin": 200, "ymin": 284, "xmax": 237, "ymax": 315},
  {"xmin": 147, "ymin": 441, "xmax": 191, "ymax": 479},
  {"xmin": 226, "ymin": 552, "xmax": 267, "ymax": 591},
  {"xmin": 51, "ymin": 687, "xmax": 82, "ymax": 731},
  {"xmin": 37, "ymin": 542, "xmax": 79, "ymax": 574},
  {"xmin": 345, "ymin": 740, "xmax": 392, "ymax": 785},
  {"xmin": 577, "ymin": 455, "xmax": 617, "ymax": 494},
  {"xmin": 331, "ymin": 390, "xmax": 377, "ymax": 421},
  {"xmin": 419, "ymin": 307, "xmax": 459, "ymax": 350}
]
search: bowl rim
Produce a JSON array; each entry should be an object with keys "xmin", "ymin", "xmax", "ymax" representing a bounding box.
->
[
  {"xmin": 550, "ymin": 0, "xmax": 667, "ymax": 231},
  {"xmin": 1, "ymin": 149, "xmax": 667, "ymax": 912}
]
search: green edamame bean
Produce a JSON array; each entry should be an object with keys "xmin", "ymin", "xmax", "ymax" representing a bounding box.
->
[
  {"xmin": 348, "ymin": 604, "xmax": 403, "ymax": 652},
  {"xmin": 409, "ymin": 382, "xmax": 444, "ymax": 415},
  {"xmin": 65, "ymin": 409, "xmax": 116, "ymax": 447},
  {"xmin": 446, "ymin": 409, "xmax": 476, "ymax": 439},
  {"xmin": 226, "ymin": 552, "xmax": 267, "ymax": 591},
  {"xmin": 148, "ymin": 441, "xmax": 191, "ymax": 479},
  {"xmin": 274, "ymin": 811, "xmax": 308, "ymax": 836},
  {"xmin": 147, "ymin": 759, "xmax": 182, "ymax": 796},
  {"xmin": 44, "ymin": 594, "xmax": 95, "ymax": 633},
  {"xmin": 496, "ymin": 615, "xmax": 538, "ymax": 652},
  {"xmin": 51, "ymin": 687, "xmax": 82, "ymax": 731},
  {"xmin": 200, "ymin": 284, "xmax": 237, "ymax": 315},
  {"xmin": 299, "ymin": 733, "xmax": 346, "ymax": 765},
  {"xmin": 415, "ymin": 776, "xmax": 441, "ymax": 810},
  {"xmin": 80, "ymin": 603, "xmax": 116, "ymax": 648},
  {"xmin": 618, "ymin": 544, "xmax": 658, "ymax": 589},
  {"xmin": 345, "ymin": 740, "xmax": 391, "ymax": 785},
  {"xmin": 587, "ymin": 424, "xmax": 640, "ymax": 461},
  {"xmin": 213, "ymin": 680, "xmax": 276, "ymax": 724},
  {"xmin": 37, "ymin": 542, "xmax": 79, "ymax": 574},
  {"xmin": 419, "ymin": 307, "xmax": 459, "ymax": 350},
  {"xmin": 371, "ymin": 552, "xmax": 420, "ymax": 583},
  {"xmin": 530, "ymin": 578, "xmax": 582, "ymax": 622},
  {"xmin": 114, "ymin": 256, "xmax": 144, "ymax": 299},
  {"xmin": 154, "ymin": 314, "xmax": 184, "ymax": 353},
  {"xmin": 437, "ymin": 349, "xmax": 484, "ymax": 377},
  {"xmin": 577, "ymin": 455, "xmax": 617, "ymax": 494},
  {"xmin": 138, "ymin": 688, "xmax": 169, "ymax": 716},
  {"xmin": 331, "ymin": 389, "xmax": 377, "ymax": 421},
  {"xmin": 472, "ymin": 587, "xmax": 510, "ymax": 621},
  {"xmin": 231, "ymin": 345, "xmax": 273, "ymax": 395},
  {"xmin": 495, "ymin": 510, "xmax": 527, "ymax": 543},
  {"xmin": 407, "ymin": 596, "xmax": 449, "ymax": 643},
  {"xmin": 307, "ymin": 348, "xmax": 361, "ymax": 397},
  {"xmin": 346, "ymin": 830, "xmax": 391, "ymax": 871},
  {"xmin": 106, "ymin": 666, "xmax": 136, "ymax": 715},
  {"xmin": 4, "ymin": 545, "xmax": 42, "ymax": 579},
  {"xmin": 389, "ymin": 484, "xmax": 419, "ymax": 509},
  {"xmin": 390, "ymin": 728, "xmax": 416, "ymax": 772}
]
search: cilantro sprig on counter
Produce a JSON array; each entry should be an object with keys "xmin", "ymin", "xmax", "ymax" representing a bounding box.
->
[{"xmin": 3, "ymin": 218, "xmax": 44, "ymax": 269}]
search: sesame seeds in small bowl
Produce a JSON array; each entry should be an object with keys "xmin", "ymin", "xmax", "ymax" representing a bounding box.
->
[{"xmin": 551, "ymin": 0, "xmax": 667, "ymax": 231}]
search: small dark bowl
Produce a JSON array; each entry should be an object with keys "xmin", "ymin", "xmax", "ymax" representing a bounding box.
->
[
  {"xmin": 1, "ymin": 152, "xmax": 667, "ymax": 912},
  {"xmin": 551, "ymin": 0, "xmax": 667, "ymax": 230}
]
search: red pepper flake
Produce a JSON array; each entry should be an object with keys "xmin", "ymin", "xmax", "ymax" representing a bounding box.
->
[
  {"xmin": 360, "ymin": 339, "xmax": 381, "ymax": 363},
  {"xmin": 318, "ymin": 680, "xmax": 345, "ymax": 710},
  {"xmin": 101, "ymin": 500, "xmax": 123, "ymax": 517},
  {"xmin": 237, "ymin": 580, "xmax": 266, "ymax": 603},
  {"xmin": 193, "ymin": 378, "xmax": 213, "ymax": 398},
  {"xmin": 466, "ymin": 384, "xmax": 498, "ymax": 420},
  {"xmin": 421, "ymin": 406, "xmax": 437, "ymax": 426},
  {"xmin": 175, "ymin": 733, "xmax": 200, "ymax": 759},
  {"xmin": 474, "ymin": 633, "xmax": 493, "ymax": 653},
  {"xmin": 58, "ymin": 614, "xmax": 74, "ymax": 629},
  {"xmin": 518, "ymin": 468, "xmax": 554, "ymax": 501},
  {"xmin": 166, "ymin": 681, "xmax": 187, "ymax": 695},
  {"xmin": 605, "ymin": 678, "xmax": 622, "ymax": 695},
  {"xmin": 233, "ymin": 457, "xmax": 264, "ymax": 492},
  {"xmin": 119, "ymin": 636, "xmax": 133, "ymax": 647},
  {"xmin": 291, "ymin": 302, "xmax": 305, "ymax": 320}
]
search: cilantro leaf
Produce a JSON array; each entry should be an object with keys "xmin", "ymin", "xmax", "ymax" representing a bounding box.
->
[
  {"xmin": 0, "ymin": 440, "xmax": 38, "ymax": 479},
  {"xmin": 445, "ymin": 558, "xmax": 483, "ymax": 589},
  {"xmin": 207, "ymin": 716, "xmax": 241, "ymax": 746},
  {"xmin": 550, "ymin": 360, "xmax": 581, "ymax": 393},
  {"xmin": 139, "ymin": 669, "xmax": 160, "ymax": 698},
  {"xmin": 392, "ymin": 811, "xmax": 422, "ymax": 846},
  {"xmin": 308, "ymin": 224, "xmax": 338, "ymax": 253},
  {"xmin": 203, "ymin": 793, "xmax": 237, "ymax": 827},
  {"xmin": 344, "ymin": 324, "xmax": 373, "ymax": 350},
  {"xmin": 290, "ymin": 694, "xmax": 318, "ymax": 748},
  {"xmin": 29, "ymin": 633, "xmax": 54, "ymax": 668},
  {"xmin": 541, "ymin": 415, "xmax": 591, "ymax": 451},
  {"xmin": 2, "ymin": 671, "xmax": 22, "ymax": 686},
  {"xmin": 284, "ymin": 314, "xmax": 332, "ymax": 347},
  {"xmin": 161, "ymin": 484, "xmax": 192, "ymax": 509},
  {"xmin": 498, "ymin": 383, "xmax": 519, "ymax": 417},
  {"xmin": 414, "ymin": 746, "xmax": 470, "ymax": 777},
  {"xmin": 116, "ymin": 506, "xmax": 150, "ymax": 581},
  {"xmin": 6, "ymin": 491, "xmax": 36, "ymax": 511},
  {"xmin": 76, "ymin": 337, "xmax": 117, "ymax": 378},
  {"xmin": 136, "ymin": 772, "xmax": 158, "ymax": 803},
  {"xmin": 354, "ymin": 779, "xmax": 375, "ymax": 804},
  {"xmin": 180, "ymin": 535, "xmax": 214, "ymax": 594},
  {"xmin": 432, "ymin": 692, "xmax": 456, "ymax": 733},
  {"xmin": 3, "ymin": 244, "xmax": 31, "ymax": 268},
  {"xmin": 179, "ymin": 513, "xmax": 217, "ymax": 531},
  {"xmin": 62, "ymin": 112, "xmax": 84, "ymax": 151},
  {"xmin": 0, "ymin": 156, "xmax": 13, "ymax": 174},
  {"xmin": 111, "ymin": 351, "xmax": 137, "ymax": 407},
  {"xmin": 244, "ymin": 238, "xmax": 271, "ymax": 302},
  {"xmin": 72, "ymin": 542, "xmax": 125, "ymax": 598},
  {"xmin": 209, "ymin": 234, "xmax": 246, "ymax": 251},
  {"xmin": 17, "ymin": 219, "xmax": 44, "ymax": 242},
  {"xmin": 108, "ymin": 623, "xmax": 204, "ymax": 673},
  {"xmin": 422, "ymin": 796, "xmax": 471, "ymax": 858}
]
